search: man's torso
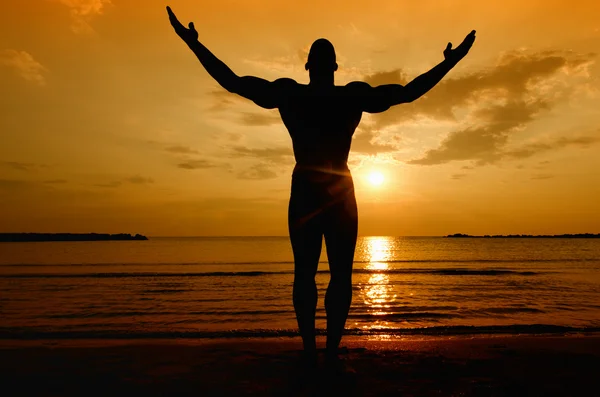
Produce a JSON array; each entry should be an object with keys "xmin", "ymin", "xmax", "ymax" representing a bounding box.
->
[{"xmin": 278, "ymin": 83, "xmax": 363, "ymax": 171}]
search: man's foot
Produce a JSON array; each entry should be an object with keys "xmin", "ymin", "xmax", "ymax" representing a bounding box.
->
[
  {"xmin": 302, "ymin": 349, "xmax": 318, "ymax": 371},
  {"xmin": 322, "ymin": 354, "xmax": 358, "ymax": 393},
  {"xmin": 290, "ymin": 349, "xmax": 318, "ymax": 391},
  {"xmin": 324, "ymin": 352, "xmax": 356, "ymax": 378}
]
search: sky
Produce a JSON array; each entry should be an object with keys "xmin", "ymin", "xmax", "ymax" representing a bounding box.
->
[{"xmin": 1, "ymin": 0, "xmax": 599, "ymax": 236}]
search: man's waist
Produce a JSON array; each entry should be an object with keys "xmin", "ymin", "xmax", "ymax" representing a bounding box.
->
[
  {"xmin": 293, "ymin": 161, "xmax": 349, "ymax": 173},
  {"xmin": 292, "ymin": 163, "xmax": 352, "ymax": 184}
]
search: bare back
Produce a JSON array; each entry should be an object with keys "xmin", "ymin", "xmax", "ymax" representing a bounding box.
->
[{"xmin": 277, "ymin": 81, "xmax": 363, "ymax": 170}]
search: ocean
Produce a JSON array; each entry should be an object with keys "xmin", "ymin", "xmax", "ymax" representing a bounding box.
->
[{"xmin": 1, "ymin": 236, "xmax": 599, "ymax": 339}]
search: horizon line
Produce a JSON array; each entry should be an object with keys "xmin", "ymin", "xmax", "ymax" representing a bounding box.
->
[{"xmin": 148, "ymin": 233, "xmax": 600, "ymax": 238}]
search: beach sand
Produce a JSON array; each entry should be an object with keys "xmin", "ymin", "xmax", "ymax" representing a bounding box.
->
[{"xmin": 2, "ymin": 335, "xmax": 600, "ymax": 396}]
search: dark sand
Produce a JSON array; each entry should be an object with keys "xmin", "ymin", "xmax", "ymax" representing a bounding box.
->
[{"xmin": 2, "ymin": 335, "xmax": 600, "ymax": 396}]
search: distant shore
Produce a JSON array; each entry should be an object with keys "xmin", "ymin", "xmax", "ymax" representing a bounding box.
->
[
  {"xmin": 446, "ymin": 233, "xmax": 600, "ymax": 238},
  {"xmin": 0, "ymin": 233, "xmax": 148, "ymax": 242}
]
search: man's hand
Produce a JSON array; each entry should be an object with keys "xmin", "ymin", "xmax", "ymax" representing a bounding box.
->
[
  {"xmin": 167, "ymin": 6, "xmax": 198, "ymax": 44},
  {"xmin": 443, "ymin": 30, "xmax": 476, "ymax": 63}
]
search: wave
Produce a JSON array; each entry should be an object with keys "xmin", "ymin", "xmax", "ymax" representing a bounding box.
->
[
  {"xmin": 354, "ymin": 269, "xmax": 541, "ymax": 276},
  {"xmin": 337, "ymin": 312, "xmax": 459, "ymax": 320},
  {"xmin": 1, "ymin": 324, "xmax": 598, "ymax": 340},
  {"xmin": 480, "ymin": 307, "xmax": 545, "ymax": 314},
  {"xmin": 7, "ymin": 305, "xmax": 550, "ymax": 322},
  {"xmin": 41, "ymin": 309, "xmax": 294, "ymax": 319},
  {"xmin": 0, "ymin": 268, "xmax": 545, "ymax": 279},
  {"xmin": 1, "ymin": 258, "xmax": 598, "ymax": 267}
]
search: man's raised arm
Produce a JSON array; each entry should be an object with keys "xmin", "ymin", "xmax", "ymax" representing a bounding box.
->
[
  {"xmin": 351, "ymin": 30, "xmax": 476, "ymax": 113},
  {"xmin": 167, "ymin": 6, "xmax": 288, "ymax": 109}
]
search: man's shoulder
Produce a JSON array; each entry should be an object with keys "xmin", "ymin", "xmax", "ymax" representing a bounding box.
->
[
  {"xmin": 273, "ymin": 78, "xmax": 300, "ymax": 87},
  {"xmin": 343, "ymin": 81, "xmax": 372, "ymax": 92}
]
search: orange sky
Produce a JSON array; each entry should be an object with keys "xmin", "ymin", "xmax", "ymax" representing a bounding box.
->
[{"xmin": 1, "ymin": 0, "xmax": 599, "ymax": 236}]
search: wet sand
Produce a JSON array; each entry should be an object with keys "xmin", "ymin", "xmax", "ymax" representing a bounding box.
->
[{"xmin": 1, "ymin": 335, "xmax": 600, "ymax": 396}]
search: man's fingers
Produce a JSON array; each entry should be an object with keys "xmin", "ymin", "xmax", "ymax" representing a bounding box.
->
[
  {"xmin": 467, "ymin": 30, "xmax": 476, "ymax": 42},
  {"xmin": 166, "ymin": 6, "xmax": 176, "ymax": 19},
  {"xmin": 166, "ymin": 6, "xmax": 180, "ymax": 24},
  {"xmin": 167, "ymin": 6, "xmax": 178, "ymax": 23},
  {"xmin": 446, "ymin": 42, "xmax": 452, "ymax": 51},
  {"xmin": 167, "ymin": 6, "xmax": 186, "ymax": 31}
]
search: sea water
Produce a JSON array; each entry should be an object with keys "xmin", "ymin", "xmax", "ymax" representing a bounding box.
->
[{"xmin": 1, "ymin": 236, "xmax": 599, "ymax": 338}]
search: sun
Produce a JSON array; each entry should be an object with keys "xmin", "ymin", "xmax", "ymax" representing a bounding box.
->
[{"xmin": 367, "ymin": 171, "xmax": 385, "ymax": 187}]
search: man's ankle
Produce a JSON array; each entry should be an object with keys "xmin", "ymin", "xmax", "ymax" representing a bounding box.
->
[
  {"xmin": 303, "ymin": 340, "xmax": 316, "ymax": 353},
  {"xmin": 325, "ymin": 346, "xmax": 339, "ymax": 361},
  {"xmin": 301, "ymin": 349, "xmax": 318, "ymax": 371}
]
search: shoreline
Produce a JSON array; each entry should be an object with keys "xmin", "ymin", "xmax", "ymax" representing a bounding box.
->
[
  {"xmin": 2, "ymin": 334, "xmax": 600, "ymax": 396},
  {"xmin": 2, "ymin": 324, "xmax": 599, "ymax": 341},
  {"xmin": 2, "ymin": 331, "xmax": 599, "ymax": 347}
]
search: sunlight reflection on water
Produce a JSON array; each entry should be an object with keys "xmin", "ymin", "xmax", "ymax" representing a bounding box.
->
[{"xmin": 362, "ymin": 237, "xmax": 398, "ymax": 331}]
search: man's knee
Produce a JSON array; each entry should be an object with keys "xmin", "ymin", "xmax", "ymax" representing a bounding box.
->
[
  {"xmin": 294, "ymin": 271, "xmax": 317, "ymax": 290},
  {"xmin": 329, "ymin": 271, "xmax": 352, "ymax": 289}
]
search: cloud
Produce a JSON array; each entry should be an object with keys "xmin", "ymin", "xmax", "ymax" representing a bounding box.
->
[
  {"xmin": 503, "ymin": 134, "xmax": 600, "ymax": 160},
  {"xmin": 147, "ymin": 141, "xmax": 203, "ymax": 156},
  {"xmin": 411, "ymin": 129, "xmax": 600, "ymax": 166},
  {"xmin": 94, "ymin": 175, "xmax": 154, "ymax": 188},
  {"xmin": 54, "ymin": 0, "xmax": 112, "ymax": 34},
  {"xmin": 0, "ymin": 179, "xmax": 73, "ymax": 193},
  {"xmin": 151, "ymin": 142, "xmax": 231, "ymax": 171},
  {"xmin": 0, "ymin": 50, "xmax": 48, "ymax": 86},
  {"xmin": 238, "ymin": 112, "xmax": 282, "ymax": 127},
  {"xmin": 177, "ymin": 159, "xmax": 227, "ymax": 170},
  {"xmin": 227, "ymin": 147, "xmax": 294, "ymax": 179},
  {"xmin": 44, "ymin": 179, "xmax": 68, "ymax": 184},
  {"xmin": 369, "ymin": 51, "xmax": 594, "ymax": 128},
  {"xmin": 0, "ymin": 161, "xmax": 51, "ymax": 172},
  {"xmin": 531, "ymin": 174, "xmax": 555, "ymax": 180},
  {"xmin": 0, "ymin": 179, "xmax": 32, "ymax": 190},
  {"xmin": 351, "ymin": 125, "xmax": 399, "ymax": 154},
  {"xmin": 208, "ymin": 90, "xmax": 282, "ymax": 126},
  {"xmin": 408, "ymin": 100, "xmax": 548, "ymax": 165},
  {"xmin": 94, "ymin": 181, "xmax": 122, "ymax": 188},
  {"xmin": 125, "ymin": 175, "xmax": 154, "ymax": 184},
  {"xmin": 229, "ymin": 146, "xmax": 294, "ymax": 165},
  {"xmin": 403, "ymin": 51, "xmax": 596, "ymax": 166},
  {"xmin": 451, "ymin": 174, "xmax": 467, "ymax": 180},
  {"xmin": 165, "ymin": 145, "xmax": 199, "ymax": 155},
  {"xmin": 243, "ymin": 55, "xmax": 304, "ymax": 75},
  {"xmin": 364, "ymin": 69, "xmax": 408, "ymax": 87},
  {"xmin": 208, "ymin": 89, "xmax": 247, "ymax": 111},
  {"xmin": 0, "ymin": 161, "xmax": 39, "ymax": 171},
  {"xmin": 408, "ymin": 126, "xmax": 507, "ymax": 165},
  {"xmin": 237, "ymin": 163, "xmax": 278, "ymax": 180}
]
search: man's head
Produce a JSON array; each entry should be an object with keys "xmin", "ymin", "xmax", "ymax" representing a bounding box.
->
[{"xmin": 305, "ymin": 39, "xmax": 338, "ymax": 79}]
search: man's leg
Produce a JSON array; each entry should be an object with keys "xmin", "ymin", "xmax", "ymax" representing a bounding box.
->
[
  {"xmin": 289, "ymin": 198, "xmax": 323, "ymax": 359},
  {"xmin": 323, "ymin": 187, "xmax": 358, "ymax": 358}
]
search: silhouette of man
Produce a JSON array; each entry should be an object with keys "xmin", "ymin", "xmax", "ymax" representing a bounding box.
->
[{"xmin": 167, "ymin": 6, "xmax": 475, "ymax": 369}]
